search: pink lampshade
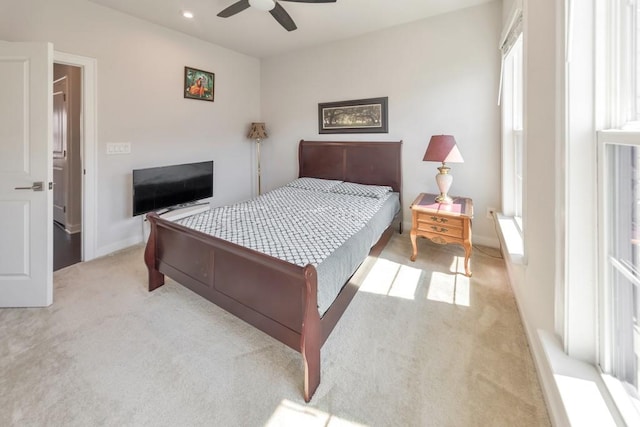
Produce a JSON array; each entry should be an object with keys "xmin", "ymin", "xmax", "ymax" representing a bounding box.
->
[{"xmin": 423, "ymin": 135, "xmax": 464, "ymax": 163}]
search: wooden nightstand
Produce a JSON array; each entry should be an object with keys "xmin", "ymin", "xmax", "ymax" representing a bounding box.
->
[{"xmin": 410, "ymin": 193, "xmax": 474, "ymax": 276}]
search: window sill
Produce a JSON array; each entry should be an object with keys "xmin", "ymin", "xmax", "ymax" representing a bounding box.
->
[
  {"xmin": 538, "ymin": 330, "xmax": 623, "ymax": 426},
  {"xmin": 495, "ymin": 213, "xmax": 525, "ymax": 265},
  {"xmin": 600, "ymin": 374, "xmax": 640, "ymax": 427}
]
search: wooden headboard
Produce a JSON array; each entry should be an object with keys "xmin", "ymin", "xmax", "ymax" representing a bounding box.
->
[{"xmin": 298, "ymin": 140, "xmax": 402, "ymax": 194}]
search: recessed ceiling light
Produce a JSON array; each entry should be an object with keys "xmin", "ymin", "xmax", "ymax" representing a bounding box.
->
[{"xmin": 182, "ymin": 10, "xmax": 194, "ymax": 19}]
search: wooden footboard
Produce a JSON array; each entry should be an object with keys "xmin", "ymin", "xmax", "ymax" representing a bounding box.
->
[{"xmin": 144, "ymin": 212, "xmax": 322, "ymax": 401}]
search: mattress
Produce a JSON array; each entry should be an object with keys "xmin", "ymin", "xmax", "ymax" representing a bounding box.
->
[{"xmin": 176, "ymin": 182, "xmax": 400, "ymax": 315}]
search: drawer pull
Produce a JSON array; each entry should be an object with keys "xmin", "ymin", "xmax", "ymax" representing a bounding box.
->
[
  {"xmin": 430, "ymin": 216, "xmax": 448, "ymax": 223},
  {"xmin": 431, "ymin": 226, "xmax": 448, "ymax": 233}
]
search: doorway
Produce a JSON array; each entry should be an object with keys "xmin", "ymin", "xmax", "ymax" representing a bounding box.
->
[
  {"xmin": 53, "ymin": 63, "xmax": 82, "ymax": 271},
  {"xmin": 52, "ymin": 51, "xmax": 98, "ymax": 270}
]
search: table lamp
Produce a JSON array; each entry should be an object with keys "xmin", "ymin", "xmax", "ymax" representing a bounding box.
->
[{"xmin": 423, "ymin": 135, "xmax": 464, "ymax": 204}]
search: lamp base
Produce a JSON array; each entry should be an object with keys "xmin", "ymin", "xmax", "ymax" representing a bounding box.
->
[
  {"xmin": 434, "ymin": 164, "xmax": 454, "ymax": 204},
  {"xmin": 256, "ymin": 138, "xmax": 262, "ymax": 196},
  {"xmin": 435, "ymin": 193, "xmax": 453, "ymax": 204}
]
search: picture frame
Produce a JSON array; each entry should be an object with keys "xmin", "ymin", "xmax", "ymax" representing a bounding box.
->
[
  {"xmin": 318, "ymin": 97, "xmax": 388, "ymax": 134},
  {"xmin": 184, "ymin": 66, "xmax": 215, "ymax": 102}
]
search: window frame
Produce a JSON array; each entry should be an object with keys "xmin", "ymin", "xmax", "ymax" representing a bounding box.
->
[
  {"xmin": 596, "ymin": 0, "xmax": 640, "ymax": 423},
  {"xmin": 501, "ymin": 35, "xmax": 524, "ymax": 225}
]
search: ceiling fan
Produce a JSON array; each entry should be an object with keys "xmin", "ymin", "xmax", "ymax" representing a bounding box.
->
[{"xmin": 217, "ymin": 0, "xmax": 337, "ymax": 32}]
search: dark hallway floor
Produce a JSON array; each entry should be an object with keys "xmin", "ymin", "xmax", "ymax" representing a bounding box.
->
[{"xmin": 54, "ymin": 222, "xmax": 81, "ymax": 271}]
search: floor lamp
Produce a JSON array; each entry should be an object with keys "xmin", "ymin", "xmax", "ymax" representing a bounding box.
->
[{"xmin": 247, "ymin": 122, "xmax": 268, "ymax": 195}]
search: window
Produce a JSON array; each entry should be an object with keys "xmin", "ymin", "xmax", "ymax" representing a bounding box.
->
[
  {"xmin": 505, "ymin": 36, "xmax": 523, "ymax": 224},
  {"xmin": 600, "ymin": 136, "xmax": 640, "ymax": 413},
  {"xmin": 609, "ymin": 144, "xmax": 640, "ymax": 393},
  {"xmin": 598, "ymin": 0, "xmax": 640, "ymax": 421},
  {"xmin": 500, "ymin": 13, "xmax": 524, "ymax": 231}
]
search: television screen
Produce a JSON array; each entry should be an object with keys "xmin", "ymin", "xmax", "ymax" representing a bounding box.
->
[{"xmin": 132, "ymin": 161, "xmax": 213, "ymax": 216}]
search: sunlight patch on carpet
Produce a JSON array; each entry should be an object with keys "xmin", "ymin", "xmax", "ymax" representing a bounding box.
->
[
  {"xmin": 266, "ymin": 399, "xmax": 367, "ymax": 427},
  {"xmin": 427, "ymin": 271, "xmax": 470, "ymax": 306},
  {"xmin": 359, "ymin": 258, "xmax": 421, "ymax": 300}
]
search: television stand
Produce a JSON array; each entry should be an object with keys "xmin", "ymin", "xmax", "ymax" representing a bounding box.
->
[{"xmin": 142, "ymin": 202, "xmax": 210, "ymax": 242}]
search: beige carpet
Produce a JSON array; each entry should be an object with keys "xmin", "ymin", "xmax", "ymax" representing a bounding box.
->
[{"xmin": 0, "ymin": 234, "xmax": 550, "ymax": 426}]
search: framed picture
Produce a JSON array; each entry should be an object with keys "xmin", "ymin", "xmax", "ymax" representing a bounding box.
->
[
  {"xmin": 318, "ymin": 97, "xmax": 388, "ymax": 134},
  {"xmin": 184, "ymin": 66, "xmax": 215, "ymax": 102}
]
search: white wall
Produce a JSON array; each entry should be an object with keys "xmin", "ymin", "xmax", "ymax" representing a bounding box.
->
[
  {"xmin": 261, "ymin": 1, "xmax": 502, "ymax": 246},
  {"xmin": 502, "ymin": 0, "xmax": 522, "ymax": 26},
  {"xmin": 0, "ymin": 0, "xmax": 260, "ymax": 256}
]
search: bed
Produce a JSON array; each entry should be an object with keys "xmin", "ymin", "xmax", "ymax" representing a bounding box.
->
[{"xmin": 144, "ymin": 140, "xmax": 402, "ymax": 402}]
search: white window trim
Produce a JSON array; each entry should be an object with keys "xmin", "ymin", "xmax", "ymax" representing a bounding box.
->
[
  {"xmin": 499, "ymin": 9, "xmax": 525, "ymax": 265},
  {"xmin": 562, "ymin": 0, "xmax": 599, "ymax": 362}
]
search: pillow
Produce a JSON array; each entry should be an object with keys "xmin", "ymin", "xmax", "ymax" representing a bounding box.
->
[
  {"xmin": 286, "ymin": 177, "xmax": 343, "ymax": 192},
  {"xmin": 330, "ymin": 181, "xmax": 393, "ymax": 199}
]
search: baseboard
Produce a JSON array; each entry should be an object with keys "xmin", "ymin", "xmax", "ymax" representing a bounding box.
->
[
  {"xmin": 95, "ymin": 235, "xmax": 143, "ymax": 259},
  {"xmin": 473, "ymin": 234, "xmax": 500, "ymax": 248},
  {"xmin": 65, "ymin": 222, "xmax": 81, "ymax": 234}
]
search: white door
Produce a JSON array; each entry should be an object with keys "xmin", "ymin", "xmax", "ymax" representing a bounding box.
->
[{"xmin": 0, "ymin": 42, "xmax": 53, "ymax": 307}]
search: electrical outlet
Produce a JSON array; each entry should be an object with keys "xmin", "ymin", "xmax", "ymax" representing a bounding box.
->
[{"xmin": 486, "ymin": 207, "xmax": 497, "ymax": 219}]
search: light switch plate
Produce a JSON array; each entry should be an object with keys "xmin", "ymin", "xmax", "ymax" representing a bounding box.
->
[{"xmin": 106, "ymin": 142, "xmax": 131, "ymax": 155}]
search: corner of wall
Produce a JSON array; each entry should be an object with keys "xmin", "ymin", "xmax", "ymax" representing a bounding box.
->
[{"xmin": 95, "ymin": 234, "xmax": 144, "ymax": 259}]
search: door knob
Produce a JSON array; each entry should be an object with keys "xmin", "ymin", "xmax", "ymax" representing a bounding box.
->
[{"xmin": 14, "ymin": 181, "xmax": 43, "ymax": 191}]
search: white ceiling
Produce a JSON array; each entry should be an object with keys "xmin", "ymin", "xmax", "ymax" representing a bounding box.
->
[{"xmin": 86, "ymin": 0, "xmax": 495, "ymax": 58}]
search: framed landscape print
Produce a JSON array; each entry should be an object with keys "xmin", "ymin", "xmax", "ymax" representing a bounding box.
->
[
  {"xmin": 184, "ymin": 66, "xmax": 215, "ymax": 102},
  {"xmin": 318, "ymin": 97, "xmax": 388, "ymax": 134}
]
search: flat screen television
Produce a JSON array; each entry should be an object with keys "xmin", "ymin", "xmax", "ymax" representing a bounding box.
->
[{"xmin": 132, "ymin": 160, "xmax": 213, "ymax": 216}]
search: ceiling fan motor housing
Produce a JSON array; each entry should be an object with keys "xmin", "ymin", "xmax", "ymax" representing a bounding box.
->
[
  {"xmin": 249, "ymin": 0, "xmax": 276, "ymax": 11},
  {"xmin": 218, "ymin": 0, "xmax": 336, "ymax": 32}
]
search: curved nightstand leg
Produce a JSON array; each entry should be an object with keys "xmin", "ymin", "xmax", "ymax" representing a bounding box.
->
[
  {"xmin": 464, "ymin": 244, "xmax": 472, "ymax": 277},
  {"xmin": 410, "ymin": 230, "xmax": 418, "ymax": 262}
]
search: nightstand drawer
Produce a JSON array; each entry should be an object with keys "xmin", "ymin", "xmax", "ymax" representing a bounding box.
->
[
  {"xmin": 416, "ymin": 212, "xmax": 464, "ymax": 228},
  {"xmin": 417, "ymin": 222, "xmax": 464, "ymax": 239}
]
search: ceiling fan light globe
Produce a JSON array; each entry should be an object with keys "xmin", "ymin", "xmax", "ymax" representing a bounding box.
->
[{"xmin": 249, "ymin": 0, "xmax": 276, "ymax": 12}]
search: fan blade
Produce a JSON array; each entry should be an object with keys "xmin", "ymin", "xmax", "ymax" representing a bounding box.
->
[
  {"xmin": 270, "ymin": 3, "xmax": 297, "ymax": 31},
  {"xmin": 217, "ymin": 0, "xmax": 251, "ymax": 18},
  {"xmin": 280, "ymin": 0, "xmax": 336, "ymax": 3}
]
